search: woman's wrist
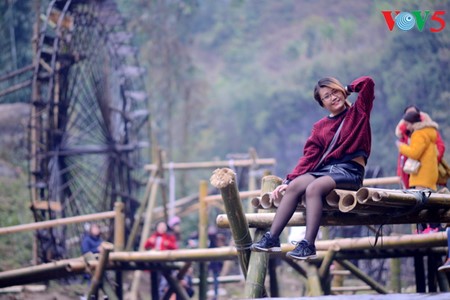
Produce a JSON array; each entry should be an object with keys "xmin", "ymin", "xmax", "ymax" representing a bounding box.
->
[{"xmin": 282, "ymin": 179, "xmax": 291, "ymax": 185}]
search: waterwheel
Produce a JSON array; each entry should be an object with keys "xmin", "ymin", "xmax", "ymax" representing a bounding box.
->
[{"xmin": 29, "ymin": 0, "xmax": 149, "ymax": 262}]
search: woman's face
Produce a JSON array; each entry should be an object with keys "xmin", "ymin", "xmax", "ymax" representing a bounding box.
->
[{"xmin": 319, "ymin": 86, "xmax": 346, "ymax": 116}]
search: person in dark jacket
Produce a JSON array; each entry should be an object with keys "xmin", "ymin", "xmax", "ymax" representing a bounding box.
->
[
  {"xmin": 81, "ymin": 223, "xmax": 103, "ymax": 254},
  {"xmin": 81, "ymin": 223, "xmax": 103, "ymax": 284},
  {"xmin": 251, "ymin": 76, "xmax": 375, "ymax": 260}
]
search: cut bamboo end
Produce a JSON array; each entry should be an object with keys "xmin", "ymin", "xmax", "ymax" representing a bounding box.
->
[
  {"xmin": 338, "ymin": 194, "xmax": 357, "ymax": 213},
  {"xmin": 251, "ymin": 197, "xmax": 261, "ymax": 208},
  {"xmin": 210, "ymin": 168, "xmax": 236, "ymax": 188},
  {"xmin": 356, "ymin": 187, "xmax": 371, "ymax": 203},
  {"xmin": 325, "ymin": 190, "xmax": 340, "ymax": 207},
  {"xmin": 260, "ymin": 192, "xmax": 273, "ymax": 209}
]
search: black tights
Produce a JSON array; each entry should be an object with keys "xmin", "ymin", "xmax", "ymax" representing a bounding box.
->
[{"xmin": 269, "ymin": 174, "xmax": 336, "ymax": 245}]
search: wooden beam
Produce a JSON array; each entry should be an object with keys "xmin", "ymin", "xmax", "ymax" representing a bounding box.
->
[
  {"xmin": 145, "ymin": 158, "xmax": 276, "ymax": 171},
  {"xmin": 30, "ymin": 201, "xmax": 62, "ymax": 212},
  {"xmin": 0, "ymin": 211, "xmax": 116, "ymax": 235}
]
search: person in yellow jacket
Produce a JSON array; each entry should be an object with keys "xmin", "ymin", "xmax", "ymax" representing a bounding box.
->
[{"xmin": 396, "ymin": 110, "xmax": 439, "ymax": 191}]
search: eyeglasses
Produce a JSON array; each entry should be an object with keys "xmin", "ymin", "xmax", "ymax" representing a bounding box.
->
[{"xmin": 321, "ymin": 89, "xmax": 340, "ymax": 102}]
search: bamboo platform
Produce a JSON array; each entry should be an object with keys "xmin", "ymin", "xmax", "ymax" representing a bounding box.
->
[{"xmin": 210, "ymin": 169, "xmax": 450, "ymax": 299}]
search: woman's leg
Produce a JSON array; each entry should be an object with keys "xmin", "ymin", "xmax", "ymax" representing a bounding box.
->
[
  {"xmin": 270, "ymin": 174, "xmax": 316, "ymax": 238},
  {"xmin": 303, "ymin": 175, "xmax": 336, "ymax": 244}
]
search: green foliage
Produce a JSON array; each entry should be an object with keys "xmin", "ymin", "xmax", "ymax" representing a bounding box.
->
[{"xmin": 0, "ymin": 176, "xmax": 33, "ymax": 271}]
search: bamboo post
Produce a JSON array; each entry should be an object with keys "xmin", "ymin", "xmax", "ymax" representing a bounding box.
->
[
  {"xmin": 87, "ymin": 242, "xmax": 114, "ymax": 299},
  {"xmin": 414, "ymin": 254, "xmax": 426, "ymax": 293},
  {"xmin": 305, "ymin": 263, "xmax": 322, "ymax": 296},
  {"xmin": 268, "ymin": 257, "xmax": 279, "ymax": 297},
  {"xmin": 330, "ymin": 261, "xmax": 345, "ymax": 290},
  {"xmin": 125, "ymin": 168, "xmax": 157, "ymax": 251},
  {"xmin": 247, "ymin": 147, "xmax": 259, "ymax": 213},
  {"xmin": 113, "ymin": 202, "xmax": 124, "ymax": 299},
  {"xmin": 244, "ymin": 175, "xmax": 281, "ymax": 298},
  {"xmin": 162, "ymin": 262, "xmax": 193, "ymax": 299},
  {"xmin": 161, "ymin": 269, "xmax": 191, "ymax": 300},
  {"xmin": 390, "ymin": 258, "xmax": 401, "ymax": 293},
  {"xmin": 114, "ymin": 202, "xmax": 125, "ymax": 251},
  {"xmin": 318, "ymin": 246, "xmax": 339, "ymax": 292},
  {"xmin": 337, "ymin": 259, "xmax": 389, "ymax": 294},
  {"xmin": 129, "ymin": 155, "xmax": 163, "ymax": 300},
  {"xmin": 210, "ymin": 168, "xmax": 252, "ymax": 277},
  {"xmin": 198, "ymin": 180, "xmax": 209, "ymax": 300}
]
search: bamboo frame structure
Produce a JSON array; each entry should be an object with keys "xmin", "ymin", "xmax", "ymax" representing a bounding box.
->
[{"xmin": 213, "ymin": 174, "xmax": 450, "ymax": 296}]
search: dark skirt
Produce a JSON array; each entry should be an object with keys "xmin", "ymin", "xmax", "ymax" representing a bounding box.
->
[{"xmin": 308, "ymin": 161, "xmax": 365, "ymax": 191}]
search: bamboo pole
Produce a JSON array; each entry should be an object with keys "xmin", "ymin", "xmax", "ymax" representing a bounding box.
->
[
  {"xmin": 145, "ymin": 158, "xmax": 276, "ymax": 171},
  {"xmin": 216, "ymin": 209, "xmax": 450, "ymax": 227},
  {"xmin": 0, "ymin": 79, "xmax": 32, "ymax": 98},
  {"xmin": 192, "ymin": 275, "xmax": 244, "ymax": 285},
  {"xmin": 318, "ymin": 246, "xmax": 339, "ymax": 278},
  {"xmin": 0, "ymin": 211, "xmax": 116, "ymax": 235},
  {"xmin": 247, "ymin": 147, "xmax": 259, "ymax": 213},
  {"xmin": 337, "ymin": 259, "xmax": 389, "ymax": 294},
  {"xmin": 125, "ymin": 168, "xmax": 157, "ymax": 251},
  {"xmin": 114, "ymin": 202, "xmax": 125, "ymax": 251},
  {"xmin": 362, "ymin": 176, "xmax": 401, "ymax": 186},
  {"xmin": 0, "ymin": 64, "xmax": 34, "ymax": 82},
  {"xmin": 161, "ymin": 269, "xmax": 191, "ymax": 300},
  {"xmin": 129, "ymin": 154, "xmax": 163, "ymax": 300},
  {"xmin": 337, "ymin": 191, "xmax": 399, "ymax": 214},
  {"xmin": 318, "ymin": 248, "xmax": 338, "ymax": 295},
  {"xmin": 198, "ymin": 180, "xmax": 209, "ymax": 300},
  {"xmin": 244, "ymin": 175, "xmax": 281, "ymax": 298},
  {"xmin": 390, "ymin": 258, "xmax": 401, "ymax": 293},
  {"xmin": 210, "ymin": 168, "xmax": 252, "ymax": 278},
  {"xmin": 205, "ymin": 190, "xmax": 261, "ymax": 202},
  {"xmin": 373, "ymin": 190, "xmax": 450, "ymax": 207},
  {"xmin": 162, "ymin": 262, "xmax": 193, "ymax": 299},
  {"xmin": 305, "ymin": 263, "xmax": 322, "ymax": 296},
  {"xmin": 331, "ymin": 285, "xmax": 372, "ymax": 292},
  {"xmin": 87, "ymin": 242, "xmax": 114, "ymax": 299},
  {"xmin": 0, "ymin": 258, "xmax": 87, "ymax": 288}
]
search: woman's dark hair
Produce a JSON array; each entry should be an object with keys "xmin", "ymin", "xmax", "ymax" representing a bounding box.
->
[
  {"xmin": 313, "ymin": 77, "xmax": 347, "ymax": 107},
  {"xmin": 403, "ymin": 105, "xmax": 420, "ymax": 114},
  {"xmin": 403, "ymin": 110, "xmax": 421, "ymax": 123}
]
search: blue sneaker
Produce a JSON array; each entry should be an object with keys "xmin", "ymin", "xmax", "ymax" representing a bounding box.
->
[
  {"xmin": 250, "ymin": 232, "xmax": 281, "ymax": 252},
  {"xmin": 286, "ymin": 239, "xmax": 317, "ymax": 260}
]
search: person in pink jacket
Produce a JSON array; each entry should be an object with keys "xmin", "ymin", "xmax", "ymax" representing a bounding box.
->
[{"xmin": 395, "ymin": 105, "xmax": 446, "ymax": 189}]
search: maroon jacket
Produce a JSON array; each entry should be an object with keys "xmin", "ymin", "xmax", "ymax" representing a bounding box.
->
[{"xmin": 286, "ymin": 76, "xmax": 375, "ymax": 181}]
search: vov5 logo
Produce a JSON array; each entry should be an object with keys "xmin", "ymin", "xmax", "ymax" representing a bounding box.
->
[{"xmin": 382, "ymin": 10, "xmax": 446, "ymax": 32}]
